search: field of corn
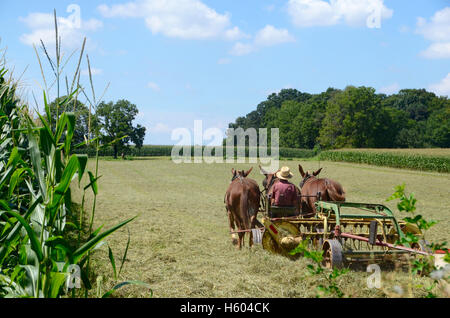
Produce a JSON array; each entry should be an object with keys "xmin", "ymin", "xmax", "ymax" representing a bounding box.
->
[
  {"xmin": 72, "ymin": 145, "xmax": 318, "ymax": 159},
  {"xmin": 333, "ymin": 148, "xmax": 450, "ymax": 157},
  {"xmin": 73, "ymin": 146, "xmax": 450, "ymax": 174},
  {"xmin": 319, "ymin": 149, "xmax": 450, "ymax": 173}
]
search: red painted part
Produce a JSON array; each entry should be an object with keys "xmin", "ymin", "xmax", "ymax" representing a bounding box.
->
[
  {"xmin": 434, "ymin": 249, "xmax": 450, "ymax": 254},
  {"xmin": 269, "ymin": 224, "xmax": 278, "ymax": 235},
  {"xmin": 339, "ymin": 232, "xmax": 431, "ymax": 256}
]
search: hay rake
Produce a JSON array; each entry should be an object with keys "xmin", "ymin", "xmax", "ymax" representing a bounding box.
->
[{"xmin": 260, "ymin": 200, "xmax": 430, "ymax": 268}]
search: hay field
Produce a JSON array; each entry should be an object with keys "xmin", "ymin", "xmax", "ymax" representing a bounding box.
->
[{"xmin": 73, "ymin": 158, "xmax": 450, "ymax": 298}]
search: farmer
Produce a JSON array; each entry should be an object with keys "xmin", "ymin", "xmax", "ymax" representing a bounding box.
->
[{"xmin": 270, "ymin": 166, "xmax": 298, "ymax": 207}]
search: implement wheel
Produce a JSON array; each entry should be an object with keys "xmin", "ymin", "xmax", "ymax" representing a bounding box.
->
[
  {"xmin": 322, "ymin": 239, "xmax": 344, "ymax": 269},
  {"xmin": 262, "ymin": 221, "xmax": 300, "ymax": 259}
]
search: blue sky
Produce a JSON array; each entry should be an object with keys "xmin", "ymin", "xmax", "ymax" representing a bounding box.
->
[{"xmin": 1, "ymin": 0, "xmax": 450, "ymax": 145}]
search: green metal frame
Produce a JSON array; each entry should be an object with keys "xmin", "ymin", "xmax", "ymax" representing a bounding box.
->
[{"xmin": 314, "ymin": 201, "xmax": 406, "ymax": 242}]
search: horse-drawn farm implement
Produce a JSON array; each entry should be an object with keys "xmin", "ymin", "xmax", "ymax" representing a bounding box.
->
[{"xmin": 260, "ymin": 199, "xmax": 430, "ymax": 268}]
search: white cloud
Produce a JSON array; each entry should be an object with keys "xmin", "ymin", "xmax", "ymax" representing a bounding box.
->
[
  {"xmin": 98, "ymin": 0, "xmax": 246, "ymax": 40},
  {"xmin": 150, "ymin": 122, "xmax": 171, "ymax": 133},
  {"xmin": 254, "ymin": 25, "xmax": 295, "ymax": 47},
  {"xmin": 230, "ymin": 42, "xmax": 254, "ymax": 56},
  {"xmin": 147, "ymin": 81, "xmax": 160, "ymax": 91},
  {"xmin": 230, "ymin": 25, "xmax": 295, "ymax": 56},
  {"xmin": 19, "ymin": 12, "xmax": 102, "ymax": 49},
  {"xmin": 416, "ymin": 7, "xmax": 450, "ymax": 59},
  {"xmin": 378, "ymin": 82, "xmax": 399, "ymax": 95},
  {"xmin": 81, "ymin": 68, "xmax": 103, "ymax": 76},
  {"xmin": 429, "ymin": 73, "xmax": 450, "ymax": 96},
  {"xmin": 287, "ymin": 0, "xmax": 393, "ymax": 28},
  {"xmin": 224, "ymin": 26, "xmax": 249, "ymax": 41},
  {"xmin": 416, "ymin": 7, "xmax": 450, "ymax": 42},
  {"xmin": 420, "ymin": 42, "xmax": 450, "ymax": 59}
]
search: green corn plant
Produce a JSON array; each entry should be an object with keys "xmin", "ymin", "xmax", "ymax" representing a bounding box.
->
[{"xmin": 0, "ymin": 10, "xmax": 150, "ymax": 298}]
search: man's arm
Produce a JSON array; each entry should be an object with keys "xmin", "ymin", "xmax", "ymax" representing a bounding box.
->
[{"xmin": 269, "ymin": 184, "xmax": 277, "ymax": 206}]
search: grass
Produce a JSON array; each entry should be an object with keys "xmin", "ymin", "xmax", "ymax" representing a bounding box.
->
[{"xmin": 72, "ymin": 158, "xmax": 450, "ymax": 298}]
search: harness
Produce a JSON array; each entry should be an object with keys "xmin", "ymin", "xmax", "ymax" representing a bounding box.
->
[
  {"xmin": 299, "ymin": 174, "xmax": 314, "ymax": 188},
  {"xmin": 230, "ymin": 174, "xmax": 244, "ymax": 183}
]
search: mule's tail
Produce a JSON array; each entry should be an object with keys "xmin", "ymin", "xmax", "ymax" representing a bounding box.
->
[
  {"xmin": 325, "ymin": 180, "xmax": 346, "ymax": 202},
  {"xmin": 240, "ymin": 191, "xmax": 251, "ymax": 230}
]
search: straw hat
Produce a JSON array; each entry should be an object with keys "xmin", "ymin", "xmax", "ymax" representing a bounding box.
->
[{"xmin": 276, "ymin": 166, "xmax": 293, "ymax": 180}]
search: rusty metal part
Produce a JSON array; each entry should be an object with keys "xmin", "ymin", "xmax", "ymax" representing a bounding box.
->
[{"xmin": 339, "ymin": 232, "xmax": 431, "ymax": 256}]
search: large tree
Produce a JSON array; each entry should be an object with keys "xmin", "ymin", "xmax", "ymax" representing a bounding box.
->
[
  {"xmin": 96, "ymin": 99, "xmax": 146, "ymax": 158},
  {"xmin": 319, "ymin": 86, "xmax": 386, "ymax": 148}
]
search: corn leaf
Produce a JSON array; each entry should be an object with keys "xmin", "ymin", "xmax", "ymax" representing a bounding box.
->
[
  {"xmin": 72, "ymin": 216, "xmax": 136, "ymax": 264},
  {"xmin": 102, "ymin": 280, "xmax": 152, "ymax": 298}
]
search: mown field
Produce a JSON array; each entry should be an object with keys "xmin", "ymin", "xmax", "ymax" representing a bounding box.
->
[{"xmin": 72, "ymin": 158, "xmax": 450, "ymax": 298}]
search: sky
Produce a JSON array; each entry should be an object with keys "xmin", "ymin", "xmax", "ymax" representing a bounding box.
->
[{"xmin": 1, "ymin": 0, "xmax": 450, "ymax": 145}]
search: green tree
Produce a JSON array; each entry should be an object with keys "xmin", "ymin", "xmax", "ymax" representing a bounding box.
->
[
  {"xmin": 275, "ymin": 100, "xmax": 303, "ymax": 148},
  {"xmin": 425, "ymin": 104, "xmax": 450, "ymax": 147},
  {"xmin": 132, "ymin": 124, "xmax": 146, "ymax": 151},
  {"xmin": 394, "ymin": 121, "xmax": 426, "ymax": 148},
  {"xmin": 381, "ymin": 89, "xmax": 448, "ymax": 148},
  {"xmin": 319, "ymin": 86, "xmax": 385, "ymax": 148},
  {"xmin": 385, "ymin": 89, "xmax": 436, "ymax": 121},
  {"xmin": 97, "ymin": 99, "xmax": 146, "ymax": 159},
  {"xmin": 295, "ymin": 92, "xmax": 330, "ymax": 148}
]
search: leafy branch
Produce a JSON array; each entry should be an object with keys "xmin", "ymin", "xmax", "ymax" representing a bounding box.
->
[{"xmin": 289, "ymin": 240, "xmax": 348, "ymax": 298}]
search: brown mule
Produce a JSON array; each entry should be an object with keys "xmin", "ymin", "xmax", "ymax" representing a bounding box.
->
[
  {"xmin": 224, "ymin": 167, "xmax": 261, "ymax": 248},
  {"xmin": 298, "ymin": 164, "xmax": 346, "ymax": 216},
  {"xmin": 259, "ymin": 165, "xmax": 301, "ymax": 215}
]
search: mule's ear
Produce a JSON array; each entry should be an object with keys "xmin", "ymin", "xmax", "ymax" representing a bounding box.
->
[
  {"xmin": 313, "ymin": 167, "xmax": 323, "ymax": 176},
  {"xmin": 231, "ymin": 168, "xmax": 236, "ymax": 175},
  {"xmin": 298, "ymin": 164, "xmax": 306, "ymax": 178},
  {"xmin": 259, "ymin": 165, "xmax": 268, "ymax": 175},
  {"xmin": 244, "ymin": 167, "xmax": 253, "ymax": 177}
]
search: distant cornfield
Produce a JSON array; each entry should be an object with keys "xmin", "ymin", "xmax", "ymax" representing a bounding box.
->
[
  {"xmin": 73, "ymin": 145, "xmax": 318, "ymax": 159},
  {"xmin": 319, "ymin": 150, "xmax": 450, "ymax": 173}
]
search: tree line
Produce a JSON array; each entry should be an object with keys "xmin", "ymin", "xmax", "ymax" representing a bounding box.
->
[
  {"xmin": 228, "ymin": 86, "xmax": 450, "ymax": 149},
  {"xmin": 49, "ymin": 97, "xmax": 146, "ymax": 158}
]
